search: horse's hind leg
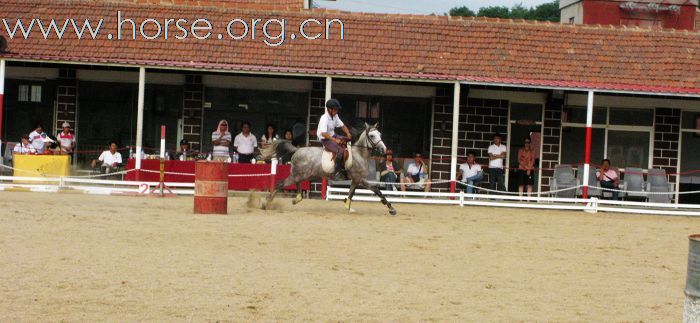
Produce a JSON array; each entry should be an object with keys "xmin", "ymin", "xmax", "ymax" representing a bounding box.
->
[
  {"xmin": 343, "ymin": 183, "xmax": 358, "ymax": 211},
  {"xmin": 264, "ymin": 177, "xmax": 292, "ymax": 209},
  {"xmin": 292, "ymin": 183, "xmax": 304, "ymax": 205},
  {"xmin": 361, "ymin": 180, "xmax": 397, "ymax": 216}
]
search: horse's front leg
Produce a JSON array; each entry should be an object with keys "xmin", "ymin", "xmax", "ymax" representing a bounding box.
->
[
  {"xmin": 344, "ymin": 182, "xmax": 358, "ymax": 211},
  {"xmin": 361, "ymin": 180, "xmax": 397, "ymax": 216}
]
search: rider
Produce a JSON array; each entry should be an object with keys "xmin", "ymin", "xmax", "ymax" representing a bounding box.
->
[{"xmin": 318, "ymin": 98, "xmax": 352, "ymax": 178}]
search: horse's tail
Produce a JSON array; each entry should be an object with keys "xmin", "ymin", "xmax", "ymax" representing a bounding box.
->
[{"xmin": 261, "ymin": 140, "xmax": 298, "ymax": 161}]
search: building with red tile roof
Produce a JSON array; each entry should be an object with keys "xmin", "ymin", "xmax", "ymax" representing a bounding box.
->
[{"xmin": 0, "ymin": 0, "xmax": 699, "ymax": 200}]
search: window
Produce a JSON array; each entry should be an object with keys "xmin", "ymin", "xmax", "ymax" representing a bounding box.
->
[
  {"xmin": 355, "ymin": 100, "xmax": 381, "ymax": 119},
  {"xmin": 30, "ymin": 85, "xmax": 42, "ymax": 102},
  {"xmin": 682, "ymin": 111, "xmax": 700, "ymax": 130},
  {"xmin": 609, "ymin": 108, "xmax": 652, "ymax": 126},
  {"xmin": 607, "ymin": 130, "xmax": 649, "ymax": 168},
  {"xmin": 17, "ymin": 84, "xmax": 42, "ymax": 103},
  {"xmin": 18, "ymin": 85, "xmax": 29, "ymax": 102},
  {"xmin": 569, "ymin": 17, "xmax": 575, "ymax": 24},
  {"xmin": 510, "ymin": 103, "xmax": 542, "ymax": 122},
  {"xmin": 560, "ymin": 128, "xmax": 605, "ymax": 165},
  {"xmin": 562, "ymin": 106, "xmax": 606, "ymax": 124},
  {"xmin": 561, "ymin": 106, "xmax": 654, "ymax": 169}
]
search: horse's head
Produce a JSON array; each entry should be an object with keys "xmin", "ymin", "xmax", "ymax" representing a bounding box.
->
[{"xmin": 363, "ymin": 122, "xmax": 387, "ymax": 155}]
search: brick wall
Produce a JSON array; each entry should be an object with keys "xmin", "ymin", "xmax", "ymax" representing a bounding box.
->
[
  {"xmin": 55, "ymin": 68, "xmax": 77, "ymax": 133},
  {"xmin": 653, "ymin": 107, "xmax": 681, "ymax": 184},
  {"xmin": 183, "ymin": 74, "xmax": 203, "ymax": 151},
  {"xmin": 460, "ymin": 96, "xmax": 509, "ymax": 188},
  {"xmin": 429, "ymin": 87, "xmax": 510, "ymax": 191},
  {"xmin": 540, "ymin": 97, "xmax": 563, "ymax": 191},
  {"xmin": 429, "ymin": 85, "xmax": 453, "ymax": 190}
]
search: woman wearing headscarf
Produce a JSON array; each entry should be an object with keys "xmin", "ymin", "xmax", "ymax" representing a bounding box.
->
[{"xmin": 211, "ymin": 120, "xmax": 232, "ymax": 162}]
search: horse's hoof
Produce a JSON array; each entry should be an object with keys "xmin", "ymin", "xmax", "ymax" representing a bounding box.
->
[
  {"xmin": 389, "ymin": 209, "xmax": 397, "ymax": 216},
  {"xmin": 343, "ymin": 198, "xmax": 351, "ymax": 210}
]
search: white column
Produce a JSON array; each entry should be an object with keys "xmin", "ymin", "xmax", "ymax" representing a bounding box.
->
[
  {"xmin": 582, "ymin": 90, "xmax": 594, "ymax": 198},
  {"xmin": 324, "ymin": 76, "xmax": 332, "ymax": 111},
  {"xmin": 135, "ymin": 67, "xmax": 145, "ymax": 170},
  {"xmin": 450, "ymin": 82, "xmax": 461, "ymax": 191}
]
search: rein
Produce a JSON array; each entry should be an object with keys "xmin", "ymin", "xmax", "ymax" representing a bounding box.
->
[{"xmin": 353, "ymin": 127, "xmax": 383, "ymax": 151}]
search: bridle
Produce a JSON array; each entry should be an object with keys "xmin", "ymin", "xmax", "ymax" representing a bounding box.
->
[{"xmin": 354, "ymin": 127, "xmax": 384, "ymax": 151}]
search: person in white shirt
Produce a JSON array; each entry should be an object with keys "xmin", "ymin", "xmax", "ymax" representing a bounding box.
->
[
  {"xmin": 13, "ymin": 134, "xmax": 36, "ymax": 154},
  {"xmin": 318, "ymin": 99, "xmax": 352, "ymax": 177},
  {"xmin": 234, "ymin": 121, "xmax": 258, "ymax": 163},
  {"xmin": 487, "ymin": 133, "xmax": 507, "ymax": 192},
  {"xmin": 211, "ymin": 120, "xmax": 232, "ymax": 162},
  {"xmin": 57, "ymin": 122, "xmax": 76, "ymax": 154},
  {"xmin": 28, "ymin": 123, "xmax": 48, "ymax": 154},
  {"xmin": 91, "ymin": 141, "xmax": 123, "ymax": 174},
  {"xmin": 400, "ymin": 152, "xmax": 431, "ymax": 192},
  {"xmin": 458, "ymin": 150, "xmax": 483, "ymax": 194}
]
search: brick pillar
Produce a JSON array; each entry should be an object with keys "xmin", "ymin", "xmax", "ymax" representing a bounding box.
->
[
  {"xmin": 429, "ymin": 85, "xmax": 453, "ymax": 191},
  {"xmin": 56, "ymin": 68, "xmax": 77, "ymax": 134},
  {"xmin": 460, "ymin": 97, "xmax": 509, "ymax": 188},
  {"xmin": 308, "ymin": 78, "xmax": 326, "ymax": 147},
  {"xmin": 183, "ymin": 74, "xmax": 203, "ymax": 151},
  {"xmin": 540, "ymin": 97, "xmax": 563, "ymax": 192},
  {"xmin": 653, "ymin": 108, "xmax": 681, "ymax": 184}
]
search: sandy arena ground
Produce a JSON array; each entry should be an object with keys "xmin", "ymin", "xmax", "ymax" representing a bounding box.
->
[{"xmin": 0, "ymin": 191, "xmax": 698, "ymax": 321}]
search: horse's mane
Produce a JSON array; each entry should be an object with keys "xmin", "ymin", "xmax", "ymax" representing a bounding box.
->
[{"xmin": 349, "ymin": 123, "xmax": 375, "ymax": 144}]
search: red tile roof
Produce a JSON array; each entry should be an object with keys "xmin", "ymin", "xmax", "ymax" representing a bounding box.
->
[
  {"xmin": 1, "ymin": 0, "xmax": 700, "ymax": 95},
  {"xmin": 91, "ymin": 0, "xmax": 305, "ymax": 11}
]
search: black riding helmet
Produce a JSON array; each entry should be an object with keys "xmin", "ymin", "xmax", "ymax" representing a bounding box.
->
[{"xmin": 325, "ymin": 98, "xmax": 342, "ymax": 110}]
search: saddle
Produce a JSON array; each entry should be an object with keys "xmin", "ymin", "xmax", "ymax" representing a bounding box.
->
[{"xmin": 322, "ymin": 142, "xmax": 353, "ymax": 175}]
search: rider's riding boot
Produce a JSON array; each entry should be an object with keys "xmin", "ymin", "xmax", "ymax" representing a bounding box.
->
[{"xmin": 333, "ymin": 154, "xmax": 347, "ymax": 180}]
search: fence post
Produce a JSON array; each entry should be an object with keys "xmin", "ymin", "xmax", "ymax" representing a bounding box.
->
[
  {"xmin": 685, "ymin": 234, "xmax": 700, "ymax": 322},
  {"xmin": 321, "ymin": 177, "xmax": 328, "ymax": 200},
  {"xmin": 269, "ymin": 158, "xmax": 278, "ymax": 192}
]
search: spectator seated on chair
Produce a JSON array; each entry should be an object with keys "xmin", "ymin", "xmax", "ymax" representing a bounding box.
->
[
  {"xmin": 91, "ymin": 141, "xmax": 123, "ymax": 174},
  {"xmin": 400, "ymin": 152, "xmax": 431, "ymax": 192},
  {"xmin": 596, "ymin": 159, "xmax": 620, "ymax": 200},
  {"xmin": 13, "ymin": 134, "xmax": 36, "ymax": 155},
  {"xmin": 378, "ymin": 149, "xmax": 401, "ymax": 191},
  {"xmin": 457, "ymin": 150, "xmax": 483, "ymax": 194}
]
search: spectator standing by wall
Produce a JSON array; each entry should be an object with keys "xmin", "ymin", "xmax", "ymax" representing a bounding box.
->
[
  {"xmin": 234, "ymin": 121, "xmax": 257, "ymax": 164},
  {"xmin": 211, "ymin": 120, "xmax": 232, "ymax": 162},
  {"xmin": 517, "ymin": 136, "xmax": 536, "ymax": 196},
  {"xmin": 57, "ymin": 122, "xmax": 75, "ymax": 155},
  {"xmin": 260, "ymin": 124, "xmax": 278, "ymax": 149},
  {"xmin": 28, "ymin": 123, "xmax": 48, "ymax": 154},
  {"xmin": 487, "ymin": 133, "xmax": 507, "ymax": 192}
]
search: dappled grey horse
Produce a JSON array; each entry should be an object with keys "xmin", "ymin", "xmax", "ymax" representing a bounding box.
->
[{"xmin": 260, "ymin": 123, "xmax": 397, "ymax": 215}]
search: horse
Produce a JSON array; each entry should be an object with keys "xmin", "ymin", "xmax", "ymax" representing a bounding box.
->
[{"xmin": 260, "ymin": 123, "xmax": 397, "ymax": 216}]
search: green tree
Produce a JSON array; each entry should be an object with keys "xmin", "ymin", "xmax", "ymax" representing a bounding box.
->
[
  {"xmin": 477, "ymin": 6, "xmax": 511, "ymax": 18},
  {"xmin": 448, "ymin": 6, "xmax": 476, "ymax": 17},
  {"xmin": 530, "ymin": 1, "xmax": 561, "ymax": 21},
  {"xmin": 448, "ymin": 1, "xmax": 561, "ymax": 22}
]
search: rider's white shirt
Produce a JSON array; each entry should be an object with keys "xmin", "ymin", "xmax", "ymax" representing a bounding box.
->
[{"xmin": 317, "ymin": 113, "xmax": 344, "ymax": 141}]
